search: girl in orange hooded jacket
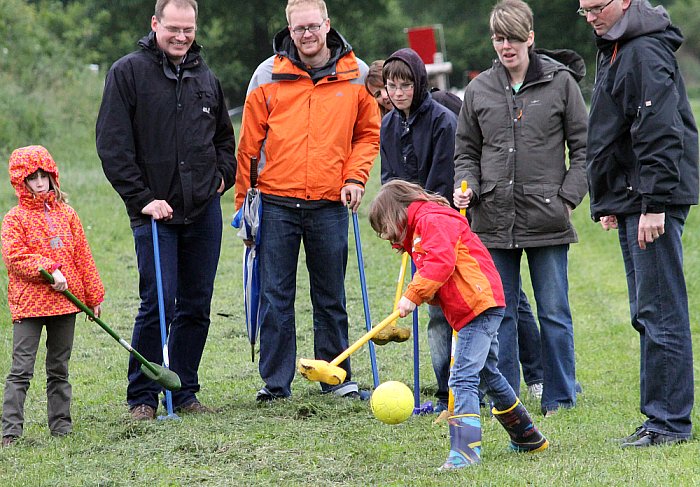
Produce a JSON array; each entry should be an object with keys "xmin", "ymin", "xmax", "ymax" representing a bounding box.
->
[
  {"xmin": 368, "ymin": 180, "xmax": 547, "ymax": 470},
  {"xmin": 1, "ymin": 146, "xmax": 104, "ymax": 447}
]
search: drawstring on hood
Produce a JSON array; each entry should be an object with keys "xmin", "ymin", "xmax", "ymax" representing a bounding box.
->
[{"xmin": 384, "ymin": 48, "xmax": 429, "ymax": 113}]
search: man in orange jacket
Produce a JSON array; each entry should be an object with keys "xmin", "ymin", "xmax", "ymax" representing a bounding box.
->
[{"xmin": 236, "ymin": 0, "xmax": 380, "ymax": 401}]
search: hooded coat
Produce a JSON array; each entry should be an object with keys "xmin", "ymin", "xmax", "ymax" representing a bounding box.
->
[
  {"xmin": 587, "ymin": 0, "xmax": 699, "ymax": 219},
  {"xmin": 96, "ymin": 32, "xmax": 236, "ymax": 227},
  {"xmin": 235, "ymin": 28, "xmax": 380, "ymax": 209},
  {"xmin": 1, "ymin": 146, "xmax": 104, "ymax": 321},
  {"xmin": 401, "ymin": 200, "xmax": 505, "ymax": 331},
  {"xmin": 454, "ymin": 49, "xmax": 589, "ymax": 249},
  {"xmin": 380, "ymin": 48, "xmax": 457, "ymax": 205}
]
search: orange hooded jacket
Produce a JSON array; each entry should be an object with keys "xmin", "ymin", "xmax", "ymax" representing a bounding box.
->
[
  {"xmin": 2, "ymin": 146, "xmax": 105, "ymax": 321},
  {"xmin": 235, "ymin": 30, "xmax": 380, "ymax": 208}
]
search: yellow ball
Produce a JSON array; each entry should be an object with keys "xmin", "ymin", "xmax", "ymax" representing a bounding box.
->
[{"xmin": 370, "ymin": 381, "xmax": 414, "ymax": 425}]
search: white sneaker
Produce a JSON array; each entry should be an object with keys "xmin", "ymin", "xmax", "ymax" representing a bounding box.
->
[{"xmin": 527, "ymin": 383, "xmax": 543, "ymax": 400}]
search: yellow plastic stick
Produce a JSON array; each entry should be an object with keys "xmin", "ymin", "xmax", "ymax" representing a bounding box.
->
[
  {"xmin": 449, "ymin": 180, "xmax": 468, "ymax": 414},
  {"xmin": 391, "ymin": 253, "xmax": 410, "ymax": 325}
]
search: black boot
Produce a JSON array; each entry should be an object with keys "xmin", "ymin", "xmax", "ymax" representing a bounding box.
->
[{"xmin": 493, "ymin": 399, "xmax": 549, "ymax": 452}]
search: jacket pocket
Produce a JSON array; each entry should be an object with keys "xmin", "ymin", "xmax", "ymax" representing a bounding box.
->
[
  {"xmin": 471, "ymin": 182, "xmax": 504, "ymax": 235},
  {"xmin": 521, "ymin": 183, "xmax": 569, "ymax": 233}
]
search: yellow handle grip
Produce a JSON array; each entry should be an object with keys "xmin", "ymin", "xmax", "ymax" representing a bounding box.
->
[
  {"xmin": 460, "ymin": 180, "xmax": 468, "ymax": 217},
  {"xmin": 391, "ymin": 253, "xmax": 410, "ymax": 317}
]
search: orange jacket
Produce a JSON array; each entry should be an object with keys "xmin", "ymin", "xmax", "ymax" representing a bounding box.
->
[
  {"xmin": 235, "ymin": 31, "xmax": 380, "ymax": 208},
  {"xmin": 2, "ymin": 146, "xmax": 105, "ymax": 321},
  {"xmin": 402, "ymin": 201, "xmax": 505, "ymax": 331}
]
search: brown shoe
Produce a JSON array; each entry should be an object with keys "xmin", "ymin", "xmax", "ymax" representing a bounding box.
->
[
  {"xmin": 130, "ymin": 404, "xmax": 156, "ymax": 421},
  {"xmin": 372, "ymin": 325, "xmax": 411, "ymax": 345},
  {"xmin": 176, "ymin": 400, "xmax": 216, "ymax": 414},
  {"xmin": 2, "ymin": 435, "xmax": 18, "ymax": 447}
]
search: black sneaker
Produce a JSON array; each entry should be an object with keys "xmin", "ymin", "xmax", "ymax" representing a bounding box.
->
[
  {"xmin": 256, "ymin": 387, "xmax": 285, "ymax": 402},
  {"xmin": 621, "ymin": 429, "xmax": 688, "ymax": 448},
  {"xmin": 618, "ymin": 425, "xmax": 646, "ymax": 444}
]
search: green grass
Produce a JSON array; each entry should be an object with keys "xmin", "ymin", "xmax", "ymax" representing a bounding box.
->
[{"xmin": 1, "ymin": 105, "xmax": 700, "ymax": 486}]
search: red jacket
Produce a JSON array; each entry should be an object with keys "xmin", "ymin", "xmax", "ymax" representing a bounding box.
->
[
  {"xmin": 235, "ymin": 29, "xmax": 380, "ymax": 208},
  {"xmin": 402, "ymin": 201, "xmax": 505, "ymax": 331},
  {"xmin": 2, "ymin": 146, "xmax": 105, "ymax": 321}
]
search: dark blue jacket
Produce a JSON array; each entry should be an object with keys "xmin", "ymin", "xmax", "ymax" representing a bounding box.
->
[
  {"xmin": 380, "ymin": 48, "xmax": 457, "ymax": 205},
  {"xmin": 587, "ymin": 1, "xmax": 698, "ymax": 219},
  {"xmin": 96, "ymin": 32, "xmax": 236, "ymax": 227}
]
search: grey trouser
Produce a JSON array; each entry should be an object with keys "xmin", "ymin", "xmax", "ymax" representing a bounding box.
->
[{"xmin": 2, "ymin": 314, "xmax": 76, "ymax": 437}]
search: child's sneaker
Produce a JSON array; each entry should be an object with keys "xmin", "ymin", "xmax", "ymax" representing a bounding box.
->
[
  {"xmin": 2, "ymin": 435, "xmax": 17, "ymax": 447},
  {"xmin": 527, "ymin": 383, "xmax": 543, "ymax": 400}
]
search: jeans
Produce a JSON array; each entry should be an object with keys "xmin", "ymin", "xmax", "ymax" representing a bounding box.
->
[
  {"xmin": 427, "ymin": 304, "xmax": 452, "ymax": 405},
  {"xmin": 617, "ymin": 207, "xmax": 694, "ymax": 438},
  {"xmin": 258, "ymin": 202, "xmax": 351, "ymax": 397},
  {"xmin": 2, "ymin": 314, "xmax": 76, "ymax": 437},
  {"xmin": 490, "ymin": 245, "xmax": 577, "ymax": 413},
  {"xmin": 450, "ymin": 307, "xmax": 516, "ymax": 415},
  {"xmin": 128, "ymin": 195, "xmax": 222, "ymax": 410},
  {"xmin": 517, "ymin": 289, "xmax": 544, "ymax": 386}
]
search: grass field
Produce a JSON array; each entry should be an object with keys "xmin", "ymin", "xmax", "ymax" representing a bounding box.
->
[{"xmin": 0, "ymin": 108, "xmax": 699, "ymax": 485}]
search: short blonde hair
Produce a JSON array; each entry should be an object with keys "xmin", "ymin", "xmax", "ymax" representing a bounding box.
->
[
  {"xmin": 489, "ymin": 0, "xmax": 533, "ymax": 43},
  {"xmin": 286, "ymin": 0, "xmax": 328, "ymax": 24}
]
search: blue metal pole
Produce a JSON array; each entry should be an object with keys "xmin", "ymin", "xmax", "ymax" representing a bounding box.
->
[{"xmin": 351, "ymin": 211, "xmax": 380, "ymax": 388}]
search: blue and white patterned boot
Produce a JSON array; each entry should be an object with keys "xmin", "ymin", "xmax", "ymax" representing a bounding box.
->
[{"xmin": 439, "ymin": 414, "xmax": 481, "ymax": 470}]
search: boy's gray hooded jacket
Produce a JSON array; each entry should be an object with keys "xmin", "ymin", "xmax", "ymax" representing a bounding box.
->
[{"xmin": 454, "ymin": 49, "xmax": 588, "ymax": 249}]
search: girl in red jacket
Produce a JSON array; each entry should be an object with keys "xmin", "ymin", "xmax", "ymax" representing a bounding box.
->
[
  {"xmin": 1, "ymin": 146, "xmax": 104, "ymax": 447},
  {"xmin": 368, "ymin": 180, "xmax": 547, "ymax": 469}
]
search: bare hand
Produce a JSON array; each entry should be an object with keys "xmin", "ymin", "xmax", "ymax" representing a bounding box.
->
[
  {"xmin": 599, "ymin": 215, "xmax": 618, "ymax": 231},
  {"xmin": 243, "ymin": 238, "xmax": 254, "ymax": 248},
  {"xmin": 90, "ymin": 304, "xmax": 101, "ymax": 320},
  {"xmin": 638, "ymin": 212, "xmax": 665, "ymax": 250},
  {"xmin": 217, "ymin": 178, "xmax": 225, "ymax": 194},
  {"xmin": 142, "ymin": 199, "xmax": 173, "ymax": 220},
  {"xmin": 51, "ymin": 269, "xmax": 68, "ymax": 292},
  {"xmin": 453, "ymin": 187, "xmax": 474, "ymax": 209},
  {"xmin": 397, "ymin": 296, "xmax": 417, "ymax": 318},
  {"xmin": 342, "ymin": 184, "xmax": 365, "ymax": 212}
]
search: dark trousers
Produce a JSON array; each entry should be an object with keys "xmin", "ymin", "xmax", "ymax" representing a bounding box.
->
[
  {"xmin": 128, "ymin": 195, "xmax": 222, "ymax": 410},
  {"xmin": 2, "ymin": 314, "xmax": 76, "ymax": 437}
]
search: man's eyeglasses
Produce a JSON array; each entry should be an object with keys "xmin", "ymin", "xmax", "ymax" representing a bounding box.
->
[
  {"xmin": 577, "ymin": 0, "xmax": 615, "ymax": 17},
  {"xmin": 291, "ymin": 23, "xmax": 324, "ymax": 36},
  {"xmin": 159, "ymin": 22, "xmax": 196, "ymax": 36},
  {"xmin": 491, "ymin": 35, "xmax": 525, "ymax": 45},
  {"xmin": 386, "ymin": 82, "xmax": 414, "ymax": 93}
]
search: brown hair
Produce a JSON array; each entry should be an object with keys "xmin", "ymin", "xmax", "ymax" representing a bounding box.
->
[
  {"xmin": 369, "ymin": 180, "xmax": 449, "ymax": 247},
  {"xmin": 382, "ymin": 58, "xmax": 413, "ymax": 84},
  {"xmin": 365, "ymin": 60, "xmax": 384, "ymax": 94},
  {"xmin": 489, "ymin": 0, "xmax": 533, "ymax": 43},
  {"xmin": 286, "ymin": 0, "xmax": 328, "ymax": 24},
  {"xmin": 155, "ymin": 0, "xmax": 198, "ymax": 21}
]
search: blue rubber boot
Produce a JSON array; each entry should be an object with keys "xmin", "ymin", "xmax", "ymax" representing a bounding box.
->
[
  {"xmin": 439, "ymin": 414, "xmax": 481, "ymax": 470},
  {"xmin": 492, "ymin": 399, "xmax": 549, "ymax": 452}
]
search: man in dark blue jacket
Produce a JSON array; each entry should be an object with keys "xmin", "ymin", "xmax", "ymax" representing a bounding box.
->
[
  {"xmin": 580, "ymin": 0, "xmax": 698, "ymax": 447},
  {"xmin": 96, "ymin": 0, "xmax": 236, "ymax": 420}
]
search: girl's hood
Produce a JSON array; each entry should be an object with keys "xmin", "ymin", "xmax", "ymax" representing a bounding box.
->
[{"xmin": 8, "ymin": 145, "xmax": 60, "ymax": 201}]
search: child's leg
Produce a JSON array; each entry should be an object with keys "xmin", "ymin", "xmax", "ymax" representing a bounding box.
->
[
  {"xmin": 480, "ymin": 328, "xmax": 548, "ymax": 453},
  {"xmin": 440, "ymin": 307, "xmax": 505, "ymax": 470},
  {"xmin": 45, "ymin": 314, "xmax": 76, "ymax": 436},
  {"xmin": 2, "ymin": 318, "xmax": 43, "ymax": 438}
]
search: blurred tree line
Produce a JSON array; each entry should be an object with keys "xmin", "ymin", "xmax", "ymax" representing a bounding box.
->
[{"xmin": 11, "ymin": 0, "xmax": 700, "ymax": 108}]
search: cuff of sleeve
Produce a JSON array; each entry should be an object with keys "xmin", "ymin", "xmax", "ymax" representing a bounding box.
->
[
  {"xmin": 642, "ymin": 203, "xmax": 666, "ymax": 214},
  {"xmin": 46, "ymin": 262, "xmax": 61, "ymax": 273},
  {"xmin": 403, "ymin": 288, "xmax": 424, "ymax": 307},
  {"xmin": 344, "ymin": 179, "xmax": 365, "ymax": 187}
]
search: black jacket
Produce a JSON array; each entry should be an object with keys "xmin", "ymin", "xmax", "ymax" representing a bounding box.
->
[
  {"xmin": 380, "ymin": 48, "xmax": 457, "ymax": 204},
  {"xmin": 587, "ymin": 1, "xmax": 699, "ymax": 219},
  {"xmin": 96, "ymin": 32, "xmax": 236, "ymax": 227}
]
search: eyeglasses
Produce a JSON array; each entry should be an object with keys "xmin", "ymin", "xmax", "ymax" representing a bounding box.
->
[
  {"xmin": 159, "ymin": 21, "xmax": 196, "ymax": 36},
  {"xmin": 577, "ymin": 0, "xmax": 615, "ymax": 17},
  {"xmin": 290, "ymin": 22, "xmax": 325, "ymax": 36},
  {"xmin": 491, "ymin": 35, "xmax": 525, "ymax": 45},
  {"xmin": 386, "ymin": 82, "xmax": 414, "ymax": 93}
]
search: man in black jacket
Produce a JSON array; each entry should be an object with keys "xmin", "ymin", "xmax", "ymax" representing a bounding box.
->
[
  {"xmin": 96, "ymin": 0, "xmax": 236, "ymax": 420},
  {"xmin": 580, "ymin": 0, "xmax": 698, "ymax": 446}
]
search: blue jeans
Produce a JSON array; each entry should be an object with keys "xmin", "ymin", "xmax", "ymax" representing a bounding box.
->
[
  {"xmin": 258, "ymin": 202, "xmax": 351, "ymax": 397},
  {"xmin": 617, "ymin": 207, "xmax": 693, "ymax": 438},
  {"xmin": 128, "ymin": 195, "xmax": 222, "ymax": 409},
  {"xmin": 517, "ymin": 289, "xmax": 544, "ymax": 386},
  {"xmin": 427, "ymin": 304, "xmax": 452, "ymax": 405},
  {"xmin": 490, "ymin": 245, "xmax": 576, "ymax": 413},
  {"xmin": 450, "ymin": 307, "xmax": 516, "ymax": 415}
]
